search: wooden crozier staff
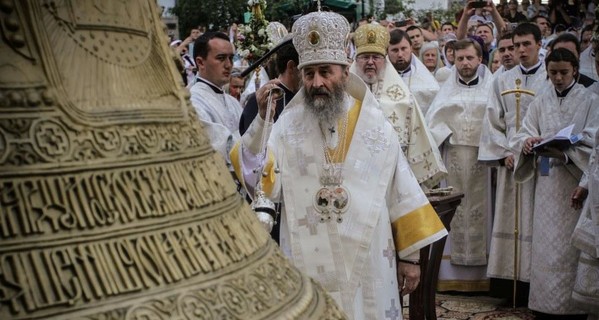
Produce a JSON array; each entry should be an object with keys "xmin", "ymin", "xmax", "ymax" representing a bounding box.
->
[{"xmin": 500, "ymin": 78, "xmax": 535, "ymax": 308}]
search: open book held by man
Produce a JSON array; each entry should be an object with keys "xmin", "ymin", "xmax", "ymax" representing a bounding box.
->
[{"xmin": 532, "ymin": 124, "xmax": 583, "ymax": 152}]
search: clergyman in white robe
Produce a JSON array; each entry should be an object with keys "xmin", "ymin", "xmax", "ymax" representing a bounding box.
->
[
  {"xmin": 571, "ymin": 128, "xmax": 599, "ymax": 317},
  {"xmin": 426, "ymin": 65, "xmax": 494, "ymax": 291},
  {"xmin": 231, "ymin": 74, "xmax": 447, "ymax": 319},
  {"xmin": 511, "ymin": 82, "xmax": 599, "ymax": 315},
  {"xmin": 398, "ymin": 53, "xmax": 440, "ymax": 115},
  {"xmin": 580, "ymin": 45, "xmax": 598, "ymax": 81},
  {"xmin": 190, "ymin": 77, "xmax": 242, "ymax": 167},
  {"xmin": 350, "ymin": 57, "xmax": 447, "ymax": 188},
  {"xmin": 478, "ymin": 62, "xmax": 548, "ymax": 283}
]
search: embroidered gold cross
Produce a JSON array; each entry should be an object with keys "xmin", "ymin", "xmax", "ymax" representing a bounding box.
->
[{"xmin": 387, "ymin": 111, "xmax": 399, "ymax": 123}]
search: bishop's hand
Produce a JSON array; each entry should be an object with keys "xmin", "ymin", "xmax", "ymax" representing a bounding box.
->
[
  {"xmin": 397, "ymin": 261, "xmax": 420, "ymax": 296},
  {"xmin": 257, "ymin": 80, "xmax": 283, "ymax": 121}
]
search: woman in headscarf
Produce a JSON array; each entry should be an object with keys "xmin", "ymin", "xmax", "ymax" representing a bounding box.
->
[{"xmin": 420, "ymin": 41, "xmax": 450, "ymax": 84}]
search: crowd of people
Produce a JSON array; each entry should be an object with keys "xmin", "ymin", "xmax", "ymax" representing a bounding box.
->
[{"xmin": 170, "ymin": 0, "xmax": 599, "ymax": 319}]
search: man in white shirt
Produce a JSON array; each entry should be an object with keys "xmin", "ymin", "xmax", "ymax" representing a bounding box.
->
[{"xmin": 190, "ymin": 31, "xmax": 242, "ymax": 167}]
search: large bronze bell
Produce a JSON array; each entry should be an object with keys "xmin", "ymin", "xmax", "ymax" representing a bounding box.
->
[{"xmin": 0, "ymin": 1, "xmax": 345, "ymax": 319}]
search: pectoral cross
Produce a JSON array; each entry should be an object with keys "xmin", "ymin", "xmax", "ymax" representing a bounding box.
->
[{"xmin": 499, "ymin": 78, "xmax": 535, "ymax": 309}]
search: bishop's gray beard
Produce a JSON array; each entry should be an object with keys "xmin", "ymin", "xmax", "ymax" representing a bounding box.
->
[
  {"xmin": 305, "ymin": 81, "xmax": 347, "ymax": 126},
  {"xmin": 356, "ymin": 63, "xmax": 387, "ymax": 85}
]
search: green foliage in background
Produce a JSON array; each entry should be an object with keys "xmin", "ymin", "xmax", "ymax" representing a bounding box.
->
[{"xmin": 171, "ymin": 0, "xmax": 246, "ymax": 37}]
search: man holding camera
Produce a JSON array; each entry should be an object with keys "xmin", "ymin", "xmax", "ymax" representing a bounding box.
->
[{"xmin": 457, "ymin": 0, "xmax": 506, "ymax": 60}]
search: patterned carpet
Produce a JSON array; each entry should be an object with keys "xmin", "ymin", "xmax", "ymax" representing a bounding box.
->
[{"xmin": 403, "ymin": 293, "xmax": 535, "ymax": 320}]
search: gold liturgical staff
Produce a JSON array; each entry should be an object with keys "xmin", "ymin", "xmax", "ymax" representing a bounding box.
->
[
  {"xmin": 0, "ymin": 1, "xmax": 345, "ymax": 319},
  {"xmin": 500, "ymin": 78, "xmax": 535, "ymax": 308}
]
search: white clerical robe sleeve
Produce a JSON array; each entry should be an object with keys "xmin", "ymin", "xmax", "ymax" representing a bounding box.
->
[
  {"xmin": 387, "ymin": 145, "xmax": 447, "ymax": 257},
  {"xmin": 479, "ymin": 79, "xmax": 512, "ymax": 162},
  {"xmin": 572, "ymin": 139, "xmax": 599, "ymax": 259},
  {"xmin": 564, "ymin": 97, "xmax": 599, "ymax": 173},
  {"xmin": 230, "ymin": 115, "xmax": 281, "ymax": 201},
  {"xmin": 190, "ymin": 94, "xmax": 241, "ymax": 165},
  {"xmin": 511, "ymin": 98, "xmax": 541, "ymax": 183}
]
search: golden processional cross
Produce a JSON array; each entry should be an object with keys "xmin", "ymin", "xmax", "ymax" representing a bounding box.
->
[{"xmin": 500, "ymin": 78, "xmax": 535, "ymax": 309}]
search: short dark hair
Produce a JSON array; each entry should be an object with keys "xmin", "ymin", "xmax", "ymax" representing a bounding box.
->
[
  {"xmin": 276, "ymin": 43, "xmax": 299, "ymax": 74},
  {"xmin": 499, "ymin": 32, "xmax": 514, "ymax": 42},
  {"xmin": 406, "ymin": 25, "xmax": 422, "ymax": 34},
  {"xmin": 444, "ymin": 39, "xmax": 456, "ymax": 56},
  {"xmin": 193, "ymin": 31, "xmax": 230, "ymax": 60},
  {"xmin": 580, "ymin": 24, "xmax": 594, "ymax": 41},
  {"xmin": 441, "ymin": 22, "xmax": 454, "ymax": 30},
  {"xmin": 550, "ymin": 32, "xmax": 581, "ymax": 55},
  {"xmin": 454, "ymin": 38, "xmax": 482, "ymax": 57},
  {"xmin": 389, "ymin": 29, "xmax": 412, "ymax": 46},
  {"xmin": 513, "ymin": 22, "xmax": 542, "ymax": 42},
  {"xmin": 545, "ymin": 47, "xmax": 579, "ymax": 74},
  {"xmin": 531, "ymin": 15, "xmax": 549, "ymax": 26}
]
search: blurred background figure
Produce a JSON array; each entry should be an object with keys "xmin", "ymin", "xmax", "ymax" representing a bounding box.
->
[
  {"xmin": 488, "ymin": 48, "xmax": 501, "ymax": 73},
  {"xmin": 420, "ymin": 41, "xmax": 451, "ymax": 83},
  {"xmin": 170, "ymin": 39, "xmax": 196, "ymax": 86},
  {"xmin": 224, "ymin": 68, "xmax": 246, "ymax": 102}
]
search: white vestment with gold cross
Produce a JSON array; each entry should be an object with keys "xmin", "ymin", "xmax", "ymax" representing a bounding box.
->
[
  {"xmin": 350, "ymin": 57, "xmax": 447, "ymax": 188},
  {"xmin": 425, "ymin": 65, "xmax": 494, "ymax": 291},
  {"xmin": 400, "ymin": 54, "xmax": 440, "ymax": 116},
  {"xmin": 231, "ymin": 74, "xmax": 447, "ymax": 319},
  {"xmin": 478, "ymin": 65, "xmax": 548, "ymax": 283}
]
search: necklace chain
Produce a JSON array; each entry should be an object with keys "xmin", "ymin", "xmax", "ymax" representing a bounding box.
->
[
  {"xmin": 319, "ymin": 99, "xmax": 350, "ymax": 186},
  {"xmin": 314, "ymin": 99, "xmax": 352, "ymax": 223}
]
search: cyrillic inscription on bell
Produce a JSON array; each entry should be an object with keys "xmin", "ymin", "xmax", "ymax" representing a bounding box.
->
[{"xmin": 0, "ymin": 1, "xmax": 345, "ymax": 319}]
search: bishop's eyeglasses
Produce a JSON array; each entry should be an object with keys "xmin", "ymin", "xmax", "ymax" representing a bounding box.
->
[{"xmin": 356, "ymin": 54, "xmax": 385, "ymax": 62}]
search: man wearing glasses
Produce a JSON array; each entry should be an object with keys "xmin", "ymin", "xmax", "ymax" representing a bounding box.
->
[{"xmin": 350, "ymin": 23, "xmax": 446, "ymax": 188}]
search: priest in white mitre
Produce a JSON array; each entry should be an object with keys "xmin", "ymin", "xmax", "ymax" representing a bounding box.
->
[
  {"xmin": 425, "ymin": 38, "xmax": 494, "ymax": 292},
  {"xmin": 190, "ymin": 31, "xmax": 242, "ymax": 167},
  {"xmin": 511, "ymin": 48, "xmax": 599, "ymax": 318},
  {"xmin": 388, "ymin": 29, "xmax": 440, "ymax": 115},
  {"xmin": 349, "ymin": 23, "xmax": 447, "ymax": 188},
  {"xmin": 478, "ymin": 23, "xmax": 548, "ymax": 303},
  {"xmin": 230, "ymin": 10, "xmax": 447, "ymax": 320}
]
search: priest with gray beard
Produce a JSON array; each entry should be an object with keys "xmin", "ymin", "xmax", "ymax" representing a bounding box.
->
[
  {"xmin": 229, "ymin": 10, "xmax": 447, "ymax": 319},
  {"xmin": 349, "ymin": 23, "xmax": 446, "ymax": 188}
]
